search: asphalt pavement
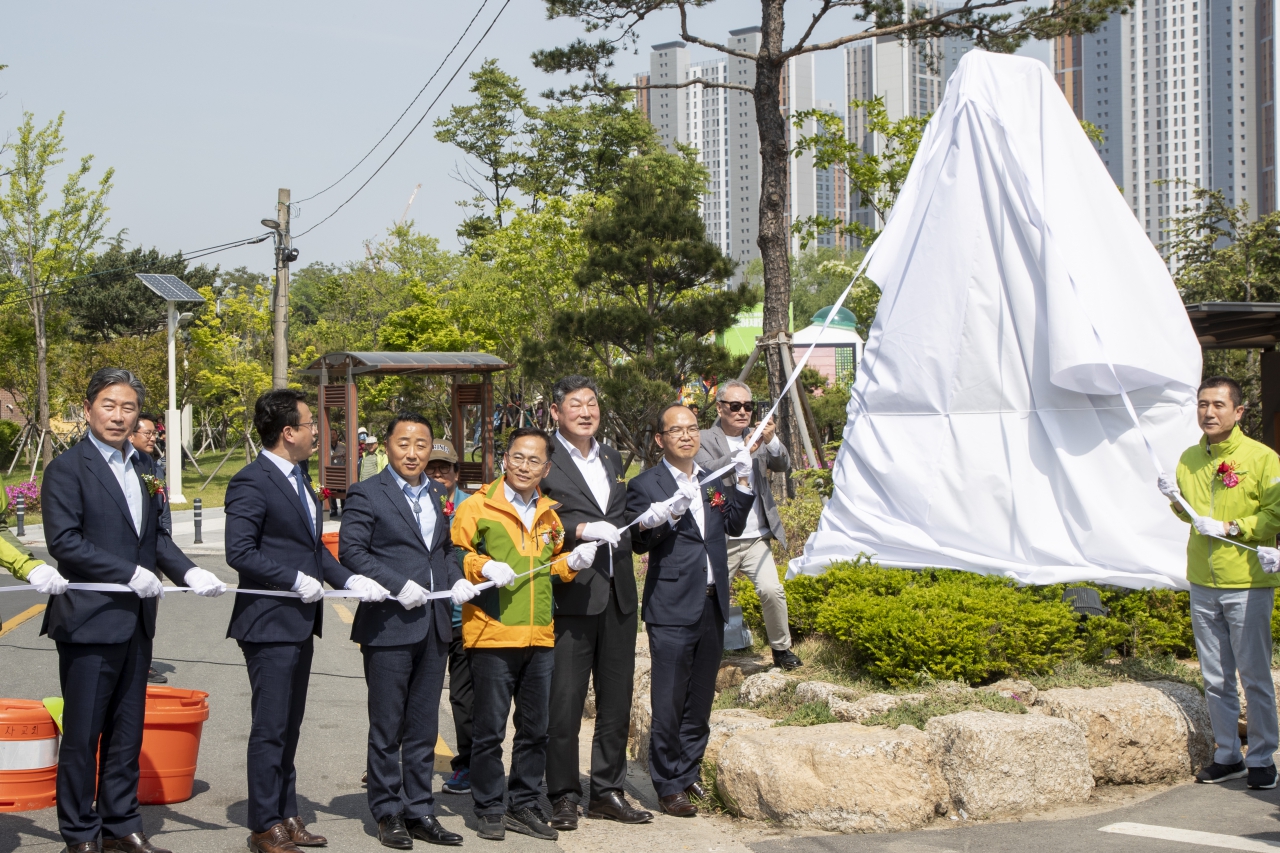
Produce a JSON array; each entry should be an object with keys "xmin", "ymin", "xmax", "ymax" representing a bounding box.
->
[{"xmin": 6, "ymin": 524, "xmax": 1280, "ymax": 853}]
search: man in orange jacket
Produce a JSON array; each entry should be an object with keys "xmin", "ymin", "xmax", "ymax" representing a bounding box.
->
[{"xmin": 451, "ymin": 427, "xmax": 598, "ymax": 842}]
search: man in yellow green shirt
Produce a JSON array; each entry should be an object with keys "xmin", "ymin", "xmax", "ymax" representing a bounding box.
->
[
  {"xmin": 1161, "ymin": 376, "xmax": 1280, "ymax": 790},
  {"xmin": 1, "ymin": 487, "xmax": 66, "ymax": 592}
]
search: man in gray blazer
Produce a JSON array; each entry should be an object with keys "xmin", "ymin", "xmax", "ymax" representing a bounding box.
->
[
  {"xmin": 694, "ymin": 379, "xmax": 802, "ymax": 670},
  {"xmin": 339, "ymin": 412, "xmax": 477, "ymax": 849}
]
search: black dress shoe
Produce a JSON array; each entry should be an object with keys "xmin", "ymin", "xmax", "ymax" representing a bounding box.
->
[
  {"xmin": 658, "ymin": 791, "xmax": 697, "ymax": 817},
  {"xmin": 407, "ymin": 816, "xmax": 463, "ymax": 846},
  {"xmin": 377, "ymin": 815, "xmax": 413, "ymax": 850},
  {"xmin": 147, "ymin": 667, "xmax": 168, "ymax": 684},
  {"xmin": 548, "ymin": 796, "xmax": 578, "ymax": 831},
  {"xmin": 103, "ymin": 833, "xmax": 171, "ymax": 853},
  {"xmin": 65, "ymin": 844, "xmax": 103, "ymax": 853},
  {"xmin": 685, "ymin": 780, "xmax": 709, "ymax": 801},
  {"xmin": 772, "ymin": 648, "xmax": 803, "ymax": 670},
  {"xmin": 586, "ymin": 790, "xmax": 653, "ymax": 824}
]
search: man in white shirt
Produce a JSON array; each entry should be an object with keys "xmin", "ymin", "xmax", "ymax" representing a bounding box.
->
[{"xmin": 694, "ymin": 379, "xmax": 801, "ymax": 670}]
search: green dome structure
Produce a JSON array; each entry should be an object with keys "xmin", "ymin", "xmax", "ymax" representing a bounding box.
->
[{"xmin": 810, "ymin": 305, "xmax": 859, "ymax": 331}]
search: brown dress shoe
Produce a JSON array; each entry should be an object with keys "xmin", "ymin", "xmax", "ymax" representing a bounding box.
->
[
  {"xmin": 103, "ymin": 833, "xmax": 171, "ymax": 853},
  {"xmin": 65, "ymin": 843, "xmax": 103, "ymax": 853},
  {"xmin": 248, "ymin": 824, "xmax": 302, "ymax": 853},
  {"xmin": 586, "ymin": 790, "xmax": 654, "ymax": 824},
  {"xmin": 658, "ymin": 791, "xmax": 698, "ymax": 817},
  {"xmin": 685, "ymin": 781, "xmax": 709, "ymax": 801},
  {"xmin": 283, "ymin": 817, "xmax": 327, "ymax": 847}
]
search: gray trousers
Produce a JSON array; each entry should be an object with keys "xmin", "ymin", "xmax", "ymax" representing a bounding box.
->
[
  {"xmin": 726, "ymin": 537, "xmax": 791, "ymax": 651},
  {"xmin": 1190, "ymin": 583, "xmax": 1278, "ymax": 768}
]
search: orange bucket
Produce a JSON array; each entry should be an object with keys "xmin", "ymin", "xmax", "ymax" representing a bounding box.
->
[
  {"xmin": 0, "ymin": 699, "xmax": 59, "ymax": 811},
  {"xmin": 322, "ymin": 531, "xmax": 340, "ymax": 561},
  {"xmin": 138, "ymin": 686, "xmax": 209, "ymax": 805}
]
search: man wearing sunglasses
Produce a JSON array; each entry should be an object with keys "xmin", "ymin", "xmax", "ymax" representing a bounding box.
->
[{"xmin": 694, "ymin": 379, "xmax": 802, "ymax": 670}]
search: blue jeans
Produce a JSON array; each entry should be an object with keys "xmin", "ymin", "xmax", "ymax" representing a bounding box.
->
[{"xmin": 469, "ymin": 646, "xmax": 554, "ymax": 816}]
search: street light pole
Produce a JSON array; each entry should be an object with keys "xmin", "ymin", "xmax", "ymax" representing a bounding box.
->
[
  {"xmin": 166, "ymin": 300, "xmax": 185, "ymax": 504},
  {"xmin": 271, "ymin": 188, "xmax": 292, "ymax": 390}
]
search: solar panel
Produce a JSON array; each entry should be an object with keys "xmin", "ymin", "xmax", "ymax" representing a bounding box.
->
[{"xmin": 135, "ymin": 273, "xmax": 206, "ymax": 303}]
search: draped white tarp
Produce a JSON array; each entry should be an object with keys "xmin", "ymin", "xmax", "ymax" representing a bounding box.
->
[{"xmin": 788, "ymin": 50, "xmax": 1204, "ymax": 590}]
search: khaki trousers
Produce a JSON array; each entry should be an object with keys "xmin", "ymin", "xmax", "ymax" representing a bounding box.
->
[{"xmin": 726, "ymin": 537, "xmax": 791, "ymax": 651}]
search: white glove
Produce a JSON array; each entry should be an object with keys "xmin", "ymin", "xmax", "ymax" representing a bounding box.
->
[
  {"xmin": 1157, "ymin": 474, "xmax": 1181, "ymax": 500},
  {"xmin": 733, "ymin": 448, "xmax": 754, "ymax": 481},
  {"xmin": 27, "ymin": 563, "xmax": 68, "ymax": 595},
  {"xmin": 636, "ymin": 501, "xmax": 674, "ymax": 530},
  {"xmin": 128, "ymin": 566, "xmax": 165, "ymax": 599},
  {"xmin": 292, "ymin": 571, "xmax": 325, "ymax": 604},
  {"xmin": 1259, "ymin": 547, "xmax": 1280, "ymax": 574},
  {"xmin": 396, "ymin": 579, "xmax": 429, "ymax": 609},
  {"xmin": 183, "ymin": 568, "xmax": 227, "ymax": 597},
  {"xmin": 1193, "ymin": 516, "xmax": 1228, "ymax": 538},
  {"xmin": 580, "ymin": 521, "xmax": 621, "ymax": 547},
  {"xmin": 345, "ymin": 575, "xmax": 390, "ymax": 603},
  {"xmin": 668, "ymin": 481, "xmax": 699, "ymax": 518},
  {"xmin": 451, "ymin": 578, "xmax": 481, "ymax": 606},
  {"xmin": 567, "ymin": 541, "xmax": 599, "ymax": 571},
  {"xmin": 481, "ymin": 560, "xmax": 517, "ymax": 588}
]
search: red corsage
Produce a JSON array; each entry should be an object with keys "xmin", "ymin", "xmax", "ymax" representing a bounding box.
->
[
  {"xmin": 706, "ymin": 487, "xmax": 727, "ymax": 510},
  {"xmin": 440, "ymin": 494, "xmax": 455, "ymax": 518},
  {"xmin": 319, "ymin": 487, "xmax": 332, "ymax": 501},
  {"xmin": 1217, "ymin": 461, "xmax": 1241, "ymax": 489}
]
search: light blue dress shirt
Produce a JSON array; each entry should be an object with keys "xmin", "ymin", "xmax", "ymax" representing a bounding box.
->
[
  {"xmin": 390, "ymin": 468, "xmax": 437, "ymax": 590},
  {"xmin": 88, "ymin": 430, "xmax": 143, "ymax": 533}
]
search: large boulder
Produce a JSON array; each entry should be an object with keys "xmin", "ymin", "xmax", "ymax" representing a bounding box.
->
[
  {"xmin": 740, "ymin": 671, "xmax": 791, "ymax": 705},
  {"xmin": 795, "ymin": 681, "xmax": 860, "ymax": 706},
  {"xmin": 1034, "ymin": 681, "xmax": 1213, "ymax": 783},
  {"xmin": 926, "ymin": 711, "xmax": 1093, "ymax": 818},
  {"xmin": 703, "ymin": 709, "xmax": 775, "ymax": 769},
  {"xmin": 716, "ymin": 723, "xmax": 948, "ymax": 832}
]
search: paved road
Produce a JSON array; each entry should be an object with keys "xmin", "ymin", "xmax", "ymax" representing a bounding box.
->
[{"xmin": 6, "ymin": 530, "xmax": 1280, "ymax": 852}]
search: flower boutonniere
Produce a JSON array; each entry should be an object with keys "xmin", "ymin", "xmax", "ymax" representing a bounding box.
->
[
  {"xmin": 440, "ymin": 494, "xmax": 456, "ymax": 518},
  {"xmin": 319, "ymin": 486, "xmax": 332, "ymax": 502},
  {"xmin": 543, "ymin": 520, "xmax": 565, "ymax": 548},
  {"xmin": 706, "ymin": 486, "xmax": 727, "ymax": 511},
  {"xmin": 1217, "ymin": 461, "xmax": 1243, "ymax": 489},
  {"xmin": 615, "ymin": 474, "xmax": 626, "ymax": 485},
  {"xmin": 139, "ymin": 473, "xmax": 165, "ymax": 499}
]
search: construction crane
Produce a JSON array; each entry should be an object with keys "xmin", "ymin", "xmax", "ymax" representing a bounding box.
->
[{"xmin": 399, "ymin": 184, "xmax": 422, "ymax": 226}]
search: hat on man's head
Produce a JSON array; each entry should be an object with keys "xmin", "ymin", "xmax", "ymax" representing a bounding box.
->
[
  {"xmin": 428, "ymin": 439, "xmax": 459, "ymax": 464},
  {"xmin": 364, "ymin": 435, "xmax": 379, "ymax": 446}
]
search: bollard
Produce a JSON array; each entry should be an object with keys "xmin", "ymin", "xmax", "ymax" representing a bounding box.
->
[
  {"xmin": 193, "ymin": 498, "xmax": 203, "ymax": 544},
  {"xmin": 15, "ymin": 494, "xmax": 24, "ymax": 537}
]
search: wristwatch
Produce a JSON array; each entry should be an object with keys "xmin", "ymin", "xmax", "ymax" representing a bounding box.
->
[{"xmin": 1228, "ymin": 520, "xmax": 1241, "ymax": 537}]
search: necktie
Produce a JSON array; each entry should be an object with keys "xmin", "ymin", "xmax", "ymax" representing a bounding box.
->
[{"xmin": 293, "ymin": 466, "xmax": 316, "ymax": 538}]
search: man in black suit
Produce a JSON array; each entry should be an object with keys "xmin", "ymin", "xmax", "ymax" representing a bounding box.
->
[
  {"xmin": 43, "ymin": 368, "xmax": 225, "ymax": 853},
  {"xmin": 226, "ymin": 389, "xmax": 384, "ymax": 853},
  {"xmin": 339, "ymin": 412, "xmax": 475, "ymax": 849},
  {"xmin": 625, "ymin": 403, "xmax": 754, "ymax": 818},
  {"xmin": 540, "ymin": 376, "xmax": 652, "ymax": 829}
]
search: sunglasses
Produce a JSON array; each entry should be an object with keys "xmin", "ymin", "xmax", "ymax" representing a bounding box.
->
[{"xmin": 720, "ymin": 401, "xmax": 754, "ymax": 413}]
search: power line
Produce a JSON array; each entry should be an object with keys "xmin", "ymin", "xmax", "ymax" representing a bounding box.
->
[
  {"xmin": 293, "ymin": 0, "xmax": 513, "ymax": 241},
  {"xmin": 293, "ymin": 0, "xmax": 493, "ymax": 206}
]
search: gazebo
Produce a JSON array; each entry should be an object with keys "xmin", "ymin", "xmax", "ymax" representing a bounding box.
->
[
  {"xmin": 1185, "ymin": 303, "xmax": 1280, "ymax": 448},
  {"xmin": 299, "ymin": 352, "xmax": 512, "ymax": 502}
]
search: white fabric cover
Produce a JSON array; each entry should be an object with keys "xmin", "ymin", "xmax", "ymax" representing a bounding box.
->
[{"xmin": 789, "ymin": 51, "xmax": 1203, "ymax": 590}]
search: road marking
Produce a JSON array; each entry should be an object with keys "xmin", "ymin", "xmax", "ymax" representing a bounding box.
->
[
  {"xmin": 1100, "ymin": 822, "xmax": 1280, "ymax": 851},
  {"xmin": 330, "ymin": 601, "xmax": 354, "ymax": 624},
  {"xmin": 0, "ymin": 604, "xmax": 46, "ymax": 637}
]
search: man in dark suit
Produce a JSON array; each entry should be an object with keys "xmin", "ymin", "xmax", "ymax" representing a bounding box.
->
[
  {"xmin": 226, "ymin": 389, "xmax": 383, "ymax": 853},
  {"xmin": 339, "ymin": 412, "xmax": 474, "ymax": 849},
  {"xmin": 625, "ymin": 403, "xmax": 753, "ymax": 818},
  {"xmin": 540, "ymin": 376, "xmax": 652, "ymax": 829},
  {"xmin": 42, "ymin": 367, "xmax": 225, "ymax": 853}
]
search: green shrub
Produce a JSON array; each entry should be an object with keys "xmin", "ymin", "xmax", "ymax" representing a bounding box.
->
[{"xmin": 0, "ymin": 420, "xmax": 19, "ymax": 466}]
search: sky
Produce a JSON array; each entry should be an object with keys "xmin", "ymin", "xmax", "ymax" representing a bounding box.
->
[{"xmin": 2, "ymin": 1, "xmax": 1050, "ymax": 278}]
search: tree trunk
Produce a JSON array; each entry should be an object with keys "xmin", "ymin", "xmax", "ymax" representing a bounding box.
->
[
  {"xmin": 754, "ymin": 0, "xmax": 805, "ymax": 463},
  {"xmin": 29, "ymin": 259, "xmax": 52, "ymax": 468}
]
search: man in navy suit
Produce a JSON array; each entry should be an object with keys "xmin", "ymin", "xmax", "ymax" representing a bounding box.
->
[
  {"xmin": 339, "ymin": 412, "xmax": 475, "ymax": 849},
  {"xmin": 225, "ymin": 389, "xmax": 385, "ymax": 853},
  {"xmin": 42, "ymin": 368, "xmax": 225, "ymax": 853},
  {"xmin": 625, "ymin": 403, "xmax": 753, "ymax": 818}
]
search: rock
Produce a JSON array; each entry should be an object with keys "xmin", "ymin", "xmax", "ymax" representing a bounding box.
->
[
  {"xmin": 740, "ymin": 671, "xmax": 791, "ymax": 705},
  {"xmin": 1034, "ymin": 681, "xmax": 1213, "ymax": 783},
  {"xmin": 830, "ymin": 692, "xmax": 927, "ymax": 723},
  {"xmin": 926, "ymin": 711, "xmax": 1093, "ymax": 818},
  {"xmin": 628, "ymin": 657, "xmax": 652, "ymax": 768},
  {"xmin": 795, "ymin": 681, "xmax": 860, "ymax": 706},
  {"xmin": 715, "ymin": 723, "xmax": 947, "ymax": 832},
  {"xmin": 703, "ymin": 710, "xmax": 775, "ymax": 769},
  {"xmin": 717, "ymin": 656, "xmax": 770, "ymax": 691},
  {"xmin": 932, "ymin": 681, "xmax": 974, "ymax": 696},
  {"xmin": 979, "ymin": 679, "xmax": 1038, "ymax": 706}
]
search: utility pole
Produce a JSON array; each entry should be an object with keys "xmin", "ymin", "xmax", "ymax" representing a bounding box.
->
[{"xmin": 271, "ymin": 188, "xmax": 292, "ymax": 389}]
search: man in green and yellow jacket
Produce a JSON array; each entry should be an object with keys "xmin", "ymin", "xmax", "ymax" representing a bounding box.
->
[
  {"xmin": 1162, "ymin": 376, "xmax": 1280, "ymax": 790},
  {"xmin": 1, "ymin": 487, "xmax": 68, "ymax": 601},
  {"xmin": 450, "ymin": 427, "xmax": 599, "ymax": 842}
]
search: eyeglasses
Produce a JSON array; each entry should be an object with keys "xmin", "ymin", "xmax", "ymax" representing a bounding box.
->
[
  {"xmin": 661, "ymin": 426, "xmax": 699, "ymax": 438},
  {"xmin": 719, "ymin": 400, "xmax": 754, "ymax": 413},
  {"xmin": 291, "ymin": 421, "xmax": 320, "ymax": 433},
  {"xmin": 505, "ymin": 454, "xmax": 547, "ymax": 470},
  {"xmin": 134, "ymin": 429, "xmax": 158, "ymax": 438}
]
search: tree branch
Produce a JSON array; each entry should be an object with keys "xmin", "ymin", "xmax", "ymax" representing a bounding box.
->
[
  {"xmin": 626, "ymin": 77, "xmax": 753, "ymax": 93},
  {"xmin": 785, "ymin": 0, "xmax": 1031, "ymax": 57},
  {"xmin": 787, "ymin": 0, "xmax": 838, "ymax": 55},
  {"xmin": 676, "ymin": 1, "xmax": 757, "ymax": 60}
]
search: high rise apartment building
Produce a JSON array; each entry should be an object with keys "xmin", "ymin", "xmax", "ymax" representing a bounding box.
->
[
  {"xmin": 1055, "ymin": 0, "xmax": 1280, "ymax": 247},
  {"xmin": 640, "ymin": 29, "xmax": 836, "ymax": 272}
]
